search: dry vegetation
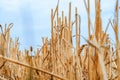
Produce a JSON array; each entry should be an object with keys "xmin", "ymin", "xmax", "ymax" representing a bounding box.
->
[{"xmin": 0, "ymin": 0, "xmax": 119, "ymax": 80}]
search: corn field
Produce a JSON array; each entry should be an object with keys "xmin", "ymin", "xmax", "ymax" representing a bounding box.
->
[{"xmin": 0, "ymin": 0, "xmax": 120, "ymax": 80}]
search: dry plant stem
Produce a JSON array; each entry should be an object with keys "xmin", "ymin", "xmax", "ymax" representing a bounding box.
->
[
  {"xmin": 75, "ymin": 7, "xmax": 80, "ymax": 80},
  {"xmin": 0, "ymin": 0, "xmax": 119, "ymax": 80},
  {"xmin": 0, "ymin": 55, "xmax": 67, "ymax": 80},
  {"xmin": 98, "ymin": 50, "xmax": 108, "ymax": 80},
  {"xmin": 115, "ymin": 1, "xmax": 120, "ymax": 80},
  {"xmin": 88, "ymin": 0, "xmax": 90, "ymax": 39}
]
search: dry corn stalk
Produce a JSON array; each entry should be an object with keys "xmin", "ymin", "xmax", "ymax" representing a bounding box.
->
[{"xmin": 0, "ymin": 0, "xmax": 119, "ymax": 80}]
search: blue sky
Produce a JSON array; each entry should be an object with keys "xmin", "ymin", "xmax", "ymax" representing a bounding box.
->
[{"xmin": 0, "ymin": 0, "xmax": 119, "ymax": 50}]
